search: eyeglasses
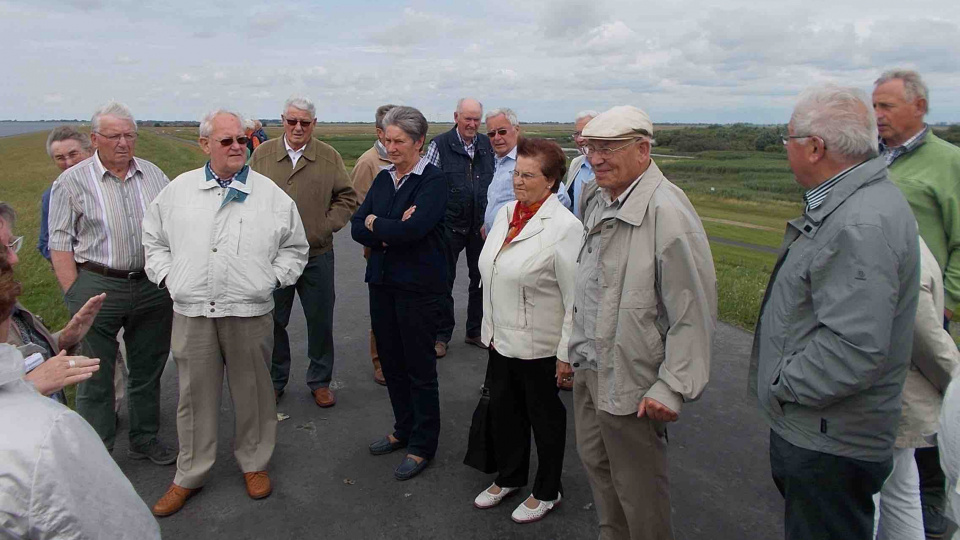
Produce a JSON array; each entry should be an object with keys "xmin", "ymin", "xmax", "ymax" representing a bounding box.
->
[
  {"xmin": 283, "ymin": 116, "xmax": 314, "ymax": 128},
  {"xmin": 582, "ymin": 138, "xmax": 644, "ymax": 158},
  {"xmin": 487, "ymin": 128, "xmax": 509, "ymax": 138},
  {"xmin": 211, "ymin": 136, "xmax": 249, "ymax": 147},
  {"xmin": 572, "ymin": 131, "xmax": 583, "ymax": 139},
  {"xmin": 780, "ymin": 133, "xmax": 827, "ymax": 149},
  {"xmin": 6, "ymin": 235, "xmax": 22, "ymax": 254},
  {"xmin": 512, "ymin": 170, "xmax": 543, "ymax": 181},
  {"xmin": 95, "ymin": 132, "xmax": 138, "ymax": 143}
]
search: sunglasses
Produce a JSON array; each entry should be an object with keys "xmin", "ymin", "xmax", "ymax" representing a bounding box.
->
[
  {"xmin": 213, "ymin": 136, "xmax": 249, "ymax": 147},
  {"xmin": 284, "ymin": 117, "xmax": 314, "ymax": 128},
  {"xmin": 487, "ymin": 128, "xmax": 509, "ymax": 138}
]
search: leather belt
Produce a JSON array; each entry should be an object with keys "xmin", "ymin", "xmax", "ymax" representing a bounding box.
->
[{"xmin": 78, "ymin": 261, "xmax": 146, "ymax": 280}]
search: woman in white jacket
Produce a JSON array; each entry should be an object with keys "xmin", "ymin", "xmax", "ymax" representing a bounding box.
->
[{"xmin": 472, "ymin": 137, "xmax": 583, "ymax": 524}]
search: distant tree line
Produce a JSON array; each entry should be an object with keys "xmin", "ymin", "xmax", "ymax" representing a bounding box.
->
[{"xmin": 654, "ymin": 124, "xmax": 785, "ymax": 153}]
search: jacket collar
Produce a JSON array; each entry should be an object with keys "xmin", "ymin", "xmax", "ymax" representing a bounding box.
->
[
  {"xmin": 277, "ymin": 136, "xmax": 317, "ymax": 163},
  {"xmin": 790, "ymin": 156, "xmax": 886, "ymax": 239},
  {"xmin": 200, "ymin": 163, "xmax": 252, "ymax": 194},
  {"xmin": 507, "ymin": 193, "xmax": 562, "ymax": 244},
  {"xmin": 610, "ymin": 160, "xmax": 665, "ymax": 228}
]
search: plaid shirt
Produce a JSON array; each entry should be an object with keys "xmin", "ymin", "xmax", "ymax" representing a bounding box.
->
[
  {"xmin": 880, "ymin": 125, "xmax": 929, "ymax": 166},
  {"xmin": 425, "ymin": 129, "xmax": 475, "ymax": 167},
  {"xmin": 385, "ymin": 155, "xmax": 431, "ymax": 191}
]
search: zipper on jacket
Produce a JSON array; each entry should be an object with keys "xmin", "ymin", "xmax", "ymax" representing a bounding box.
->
[
  {"xmin": 522, "ymin": 287, "xmax": 528, "ymax": 327},
  {"xmin": 237, "ymin": 218, "xmax": 243, "ymax": 255}
]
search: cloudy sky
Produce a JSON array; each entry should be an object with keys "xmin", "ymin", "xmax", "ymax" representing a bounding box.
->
[{"xmin": 2, "ymin": 0, "xmax": 959, "ymax": 124}]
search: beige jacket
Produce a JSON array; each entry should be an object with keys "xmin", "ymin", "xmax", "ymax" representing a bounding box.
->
[
  {"xmin": 897, "ymin": 237, "xmax": 960, "ymax": 448},
  {"xmin": 577, "ymin": 160, "xmax": 717, "ymax": 415},
  {"xmin": 351, "ymin": 142, "xmax": 391, "ymax": 204},
  {"xmin": 478, "ymin": 194, "xmax": 583, "ymax": 361},
  {"xmin": 249, "ymin": 137, "xmax": 358, "ymax": 257}
]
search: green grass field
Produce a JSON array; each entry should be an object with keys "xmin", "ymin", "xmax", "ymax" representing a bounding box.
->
[{"xmin": 3, "ymin": 124, "xmax": 805, "ymax": 337}]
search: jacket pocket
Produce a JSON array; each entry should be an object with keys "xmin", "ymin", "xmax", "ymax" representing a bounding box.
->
[{"xmin": 613, "ymin": 288, "xmax": 661, "ymax": 394}]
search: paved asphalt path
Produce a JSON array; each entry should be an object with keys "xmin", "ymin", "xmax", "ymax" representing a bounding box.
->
[{"xmin": 113, "ymin": 229, "xmax": 785, "ymax": 539}]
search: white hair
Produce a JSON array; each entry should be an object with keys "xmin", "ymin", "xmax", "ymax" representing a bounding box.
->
[
  {"xmin": 875, "ymin": 69, "xmax": 929, "ymax": 111},
  {"xmin": 198, "ymin": 109, "xmax": 245, "ymax": 138},
  {"xmin": 284, "ymin": 96, "xmax": 316, "ymax": 118},
  {"xmin": 243, "ymin": 117, "xmax": 256, "ymax": 131},
  {"xmin": 456, "ymin": 97, "xmax": 483, "ymax": 115},
  {"xmin": 91, "ymin": 101, "xmax": 136, "ymax": 133},
  {"xmin": 575, "ymin": 110, "xmax": 599, "ymax": 122},
  {"xmin": 791, "ymin": 85, "xmax": 878, "ymax": 160},
  {"xmin": 485, "ymin": 108, "xmax": 518, "ymax": 127}
]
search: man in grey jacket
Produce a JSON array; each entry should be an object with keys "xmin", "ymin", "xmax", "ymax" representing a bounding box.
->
[{"xmin": 749, "ymin": 85, "xmax": 920, "ymax": 540}]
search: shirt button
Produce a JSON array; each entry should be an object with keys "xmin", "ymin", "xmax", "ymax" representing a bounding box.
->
[
  {"xmin": 212, "ymin": 248, "xmax": 218, "ymax": 253},
  {"xmin": 210, "ymin": 308, "xmax": 215, "ymax": 313},
  {"xmin": 573, "ymin": 363, "xmax": 580, "ymax": 368}
]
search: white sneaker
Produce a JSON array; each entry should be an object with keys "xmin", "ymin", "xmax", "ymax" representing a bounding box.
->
[
  {"xmin": 473, "ymin": 484, "xmax": 518, "ymax": 509},
  {"xmin": 511, "ymin": 493, "xmax": 562, "ymax": 524}
]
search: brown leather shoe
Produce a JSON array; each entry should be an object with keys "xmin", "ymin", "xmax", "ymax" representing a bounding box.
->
[
  {"xmin": 313, "ymin": 387, "xmax": 337, "ymax": 408},
  {"xmin": 464, "ymin": 335, "xmax": 487, "ymax": 349},
  {"xmin": 374, "ymin": 367, "xmax": 386, "ymax": 386},
  {"xmin": 152, "ymin": 483, "xmax": 201, "ymax": 517},
  {"xmin": 434, "ymin": 341, "xmax": 447, "ymax": 358},
  {"xmin": 243, "ymin": 471, "xmax": 272, "ymax": 499}
]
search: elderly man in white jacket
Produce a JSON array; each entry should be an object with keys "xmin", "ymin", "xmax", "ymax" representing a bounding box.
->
[{"xmin": 142, "ymin": 110, "xmax": 308, "ymax": 517}]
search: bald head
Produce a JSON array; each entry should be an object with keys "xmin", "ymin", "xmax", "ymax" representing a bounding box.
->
[{"xmin": 454, "ymin": 98, "xmax": 483, "ymax": 143}]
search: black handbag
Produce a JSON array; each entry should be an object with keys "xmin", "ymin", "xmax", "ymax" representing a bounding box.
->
[{"xmin": 463, "ymin": 361, "xmax": 498, "ymax": 474}]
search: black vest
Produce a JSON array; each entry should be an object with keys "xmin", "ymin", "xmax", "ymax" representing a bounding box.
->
[{"xmin": 430, "ymin": 127, "xmax": 495, "ymax": 234}]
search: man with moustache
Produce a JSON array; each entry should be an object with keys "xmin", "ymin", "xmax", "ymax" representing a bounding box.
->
[
  {"xmin": 424, "ymin": 98, "xmax": 495, "ymax": 357},
  {"xmin": 48, "ymin": 102, "xmax": 175, "ymax": 463},
  {"xmin": 144, "ymin": 110, "xmax": 308, "ymax": 516},
  {"xmin": 873, "ymin": 68, "xmax": 960, "ymax": 538},
  {"xmin": 250, "ymin": 96, "xmax": 358, "ymax": 407}
]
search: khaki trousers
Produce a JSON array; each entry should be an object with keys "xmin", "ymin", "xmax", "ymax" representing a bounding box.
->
[
  {"xmin": 171, "ymin": 313, "xmax": 276, "ymax": 488},
  {"xmin": 574, "ymin": 369, "xmax": 674, "ymax": 540}
]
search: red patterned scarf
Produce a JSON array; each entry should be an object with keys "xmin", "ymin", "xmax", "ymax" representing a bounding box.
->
[{"xmin": 503, "ymin": 196, "xmax": 548, "ymax": 247}]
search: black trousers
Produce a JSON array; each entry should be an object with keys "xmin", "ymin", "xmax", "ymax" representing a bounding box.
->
[
  {"xmin": 770, "ymin": 430, "xmax": 892, "ymax": 540},
  {"xmin": 916, "ymin": 446, "xmax": 946, "ymax": 509},
  {"xmin": 437, "ymin": 228, "xmax": 483, "ymax": 344},
  {"xmin": 369, "ymin": 284, "xmax": 441, "ymax": 460},
  {"xmin": 488, "ymin": 348, "xmax": 566, "ymax": 501}
]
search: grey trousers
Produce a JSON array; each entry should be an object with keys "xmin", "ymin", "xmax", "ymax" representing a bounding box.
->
[
  {"xmin": 574, "ymin": 369, "xmax": 674, "ymax": 540},
  {"xmin": 171, "ymin": 313, "xmax": 277, "ymax": 488}
]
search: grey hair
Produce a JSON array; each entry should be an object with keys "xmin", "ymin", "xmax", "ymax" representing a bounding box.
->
[
  {"xmin": 198, "ymin": 109, "xmax": 245, "ymax": 138},
  {"xmin": 456, "ymin": 97, "xmax": 483, "ymax": 115},
  {"xmin": 46, "ymin": 126, "xmax": 92, "ymax": 158},
  {"xmin": 91, "ymin": 101, "xmax": 136, "ymax": 133},
  {"xmin": 243, "ymin": 117, "xmax": 256, "ymax": 131},
  {"xmin": 284, "ymin": 96, "xmax": 316, "ymax": 118},
  {"xmin": 485, "ymin": 108, "xmax": 519, "ymax": 127},
  {"xmin": 0, "ymin": 202, "xmax": 15, "ymax": 229},
  {"xmin": 382, "ymin": 106, "xmax": 429, "ymax": 149},
  {"xmin": 575, "ymin": 110, "xmax": 600, "ymax": 123},
  {"xmin": 791, "ymin": 84, "xmax": 878, "ymax": 160},
  {"xmin": 375, "ymin": 104, "xmax": 397, "ymax": 130},
  {"xmin": 875, "ymin": 69, "xmax": 929, "ymax": 109}
]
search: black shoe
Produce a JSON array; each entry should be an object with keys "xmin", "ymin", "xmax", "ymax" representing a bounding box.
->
[
  {"xmin": 128, "ymin": 438, "xmax": 177, "ymax": 466},
  {"xmin": 922, "ymin": 504, "xmax": 948, "ymax": 538},
  {"xmin": 369, "ymin": 436, "xmax": 406, "ymax": 456},
  {"xmin": 394, "ymin": 456, "xmax": 429, "ymax": 480},
  {"xmin": 464, "ymin": 335, "xmax": 487, "ymax": 349}
]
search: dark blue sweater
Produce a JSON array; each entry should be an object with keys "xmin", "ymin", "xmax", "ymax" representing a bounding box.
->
[{"xmin": 351, "ymin": 164, "xmax": 448, "ymax": 294}]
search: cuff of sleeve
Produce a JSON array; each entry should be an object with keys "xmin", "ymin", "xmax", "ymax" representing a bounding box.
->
[
  {"xmin": 944, "ymin": 294, "xmax": 958, "ymax": 316},
  {"xmin": 643, "ymin": 380, "xmax": 683, "ymax": 415}
]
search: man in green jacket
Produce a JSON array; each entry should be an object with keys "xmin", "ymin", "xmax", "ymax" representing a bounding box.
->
[
  {"xmin": 249, "ymin": 97, "xmax": 358, "ymax": 409},
  {"xmin": 874, "ymin": 69, "xmax": 960, "ymax": 538}
]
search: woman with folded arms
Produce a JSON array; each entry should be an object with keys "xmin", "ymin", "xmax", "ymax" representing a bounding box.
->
[
  {"xmin": 473, "ymin": 137, "xmax": 582, "ymax": 523},
  {"xmin": 351, "ymin": 106, "xmax": 447, "ymax": 481}
]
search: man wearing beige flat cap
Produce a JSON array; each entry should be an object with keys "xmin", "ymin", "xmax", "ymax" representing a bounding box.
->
[{"xmin": 564, "ymin": 106, "xmax": 717, "ymax": 539}]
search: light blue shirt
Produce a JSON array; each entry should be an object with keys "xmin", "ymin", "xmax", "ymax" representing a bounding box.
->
[
  {"xmin": 483, "ymin": 146, "xmax": 571, "ymax": 232},
  {"xmin": 571, "ymin": 158, "xmax": 595, "ymax": 220}
]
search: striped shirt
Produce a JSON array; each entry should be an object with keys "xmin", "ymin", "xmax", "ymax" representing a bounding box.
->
[
  {"xmin": 384, "ymin": 155, "xmax": 431, "ymax": 191},
  {"xmin": 48, "ymin": 152, "xmax": 170, "ymax": 270},
  {"xmin": 803, "ymin": 161, "xmax": 866, "ymax": 212}
]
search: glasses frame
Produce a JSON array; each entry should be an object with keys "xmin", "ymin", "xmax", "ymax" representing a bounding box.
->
[
  {"xmin": 282, "ymin": 116, "xmax": 314, "ymax": 128},
  {"xmin": 6, "ymin": 235, "xmax": 23, "ymax": 254},
  {"xmin": 486, "ymin": 128, "xmax": 509, "ymax": 138},
  {"xmin": 94, "ymin": 131, "xmax": 138, "ymax": 144},
  {"xmin": 780, "ymin": 133, "xmax": 828, "ymax": 150},
  {"xmin": 582, "ymin": 138, "xmax": 645, "ymax": 158},
  {"xmin": 512, "ymin": 170, "xmax": 545, "ymax": 182},
  {"xmin": 208, "ymin": 136, "xmax": 250, "ymax": 147}
]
